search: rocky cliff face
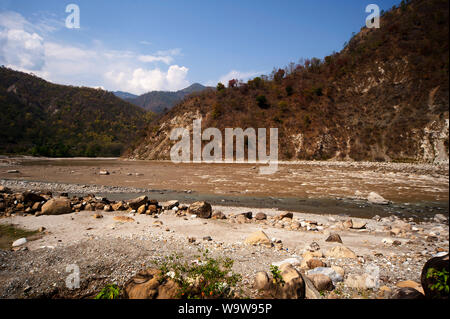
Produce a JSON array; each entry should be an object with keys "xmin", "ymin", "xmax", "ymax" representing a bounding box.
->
[{"xmin": 126, "ymin": 0, "xmax": 449, "ymax": 164}]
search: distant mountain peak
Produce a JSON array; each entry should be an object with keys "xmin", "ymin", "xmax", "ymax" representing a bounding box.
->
[{"xmin": 114, "ymin": 83, "xmax": 211, "ymax": 114}]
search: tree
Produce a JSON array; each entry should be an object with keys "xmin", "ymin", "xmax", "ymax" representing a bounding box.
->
[
  {"xmin": 228, "ymin": 79, "xmax": 238, "ymax": 88},
  {"xmin": 216, "ymin": 82, "xmax": 225, "ymax": 91}
]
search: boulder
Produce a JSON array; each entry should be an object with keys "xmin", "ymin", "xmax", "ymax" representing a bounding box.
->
[
  {"xmin": 256, "ymin": 265, "xmax": 305, "ymax": 299},
  {"xmin": 420, "ymin": 253, "xmax": 449, "ymax": 299},
  {"xmin": 112, "ymin": 201, "xmax": 127, "ymax": 211},
  {"xmin": 241, "ymin": 212, "xmax": 253, "ymax": 219},
  {"xmin": 307, "ymin": 242, "xmax": 320, "ymax": 252},
  {"xmin": 244, "ymin": 230, "xmax": 272, "ymax": 247},
  {"xmin": 124, "ymin": 268, "xmax": 179, "ymax": 299},
  {"xmin": 99, "ymin": 170, "xmax": 110, "ymax": 175},
  {"xmin": 162, "ymin": 200, "xmax": 179, "ymax": 210},
  {"xmin": 212, "ymin": 211, "xmax": 226, "ymax": 220},
  {"xmin": 307, "ymin": 267, "xmax": 343, "ymax": 285},
  {"xmin": 325, "ymin": 245, "xmax": 357, "ymax": 259},
  {"xmin": 390, "ymin": 287, "xmax": 424, "ymax": 299},
  {"xmin": 278, "ymin": 264, "xmax": 305, "ymax": 299},
  {"xmin": 392, "ymin": 220, "xmax": 412, "ymax": 232},
  {"xmin": 38, "ymin": 198, "xmax": 72, "ymax": 216},
  {"xmin": 434, "ymin": 214, "xmax": 448, "ymax": 224},
  {"xmin": 345, "ymin": 273, "xmax": 379, "ymax": 289},
  {"xmin": 326, "ymin": 233, "xmax": 343, "ymax": 244},
  {"xmin": 236, "ymin": 214, "xmax": 250, "ymax": 224},
  {"xmin": 307, "ymin": 259, "xmax": 326, "ymax": 269},
  {"xmin": 342, "ymin": 219, "xmax": 353, "ymax": 229},
  {"xmin": 280, "ymin": 212, "xmax": 293, "ymax": 219},
  {"xmin": 300, "ymin": 274, "xmax": 322, "ymax": 299},
  {"xmin": 0, "ymin": 186, "xmax": 11, "ymax": 193},
  {"xmin": 113, "ymin": 216, "xmax": 135, "ymax": 222},
  {"xmin": 254, "ymin": 272, "xmax": 271, "ymax": 290},
  {"xmin": 255, "ymin": 212, "xmax": 267, "ymax": 220},
  {"xmin": 137, "ymin": 205, "xmax": 147, "ymax": 215},
  {"xmin": 188, "ymin": 201, "xmax": 212, "ymax": 219},
  {"xmin": 396, "ymin": 281, "xmax": 424, "ymax": 294},
  {"xmin": 307, "ymin": 274, "xmax": 334, "ymax": 291},
  {"xmin": 147, "ymin": 205, "xmax": 158, "ymax": 215},
  {"xmin": 367, "ymin": 192, "xmax": 389, "ymax": 205},
  {"xmin": 127, "ymin": 196, "xmax": 148, "ymax": 210},
  {"xmin": 351, "ymin": 220, "xmax": 367, "ymax": 229},
  {"xmin": 22, "ymin": 192, "xmax": 45, "ymax": 203}
]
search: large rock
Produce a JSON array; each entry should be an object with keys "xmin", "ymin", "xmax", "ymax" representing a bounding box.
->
[
  {"xmin": 255, "ymin": 212, "xmax": 267, "ymax": 220},
  {"xmin": 256, "ymin": 264, "xmax": 305, "ymax": 299},
  {"xmin": 0, "ymin": 186, "xmax": 11, "ymax": 193},
  {"xmin": 244, "ymin": 230, "xmax": 272, "ymax": 247},
  {"xmin": 307, "ymin": 267, "xmax": 343, "ymax": 285},
  {"xmin": 188, "ymin": 201, "xmax": 212, "ymax": 219},
  {"xmin": 124, "ymin": 268, "xmax": 179, "ymax": 299},
  {"xmin": 278, "ymin": 263, "xmax": 305, "ymax": 298},
  {"xmin": 279, "ymin": 212, "xmax": 293, "ymax": 219},
  {"xmin": 307, "ymin": 274, "xmax": 334, "ymax": 291},
  {"xmin": 38, "ymin": 198, "xmax": 72, "ymax": 216},
  {"xmin": 390, "ymin": 287, "xmax": 424, "ymax": 299},
  {"xmin": 325, "ymin": 245, "xmax": 357, "ymax": 259},
  {"xmin": 367, "ymin": 192, "xmax": 389, "ymax": 205},
  {"xmin": 396, "ymin": 280, "xmax": 424, "ymax": 295},
  {"xmin": 351, "ymin": 220, "xmax": 367, "ymax": 229},
  {"xmin": 112, "ymin": 201, "xmax": 127, "ymax": 211},
  {"xmin": 420, "ymin": 253, "xmax": 449, "ymax": 299},
  {"xmin": 307, "ymin": 258, "xmax": 326, "ymax": 269},
  {"xmin": 212, "ymin": 211, "xmax": 226, "ymax": 220},
  {"xmin": 127, "ymin": 196, "xmax": 148, "ymax": 210},
  {"xmin": 254, "ymin": 272, "xmax": 271, "ymax": 290},
  {"xmin": 162, "ymin": 200, "xmax": 179, "ymax": 210},
  {"xmin": 326, "ymin": 233, "xmax": 343, "ymax": 244},
  {"xmin": 345, "ymin": 273, "xmax": 378, "ymax": 289},
  {"xmin": 433, "ymin": 214, "xmax": 448, "ymax": 224},
  {"xmin": 300, "ymin": 273, "xmax": 322, "ymax": 299}
]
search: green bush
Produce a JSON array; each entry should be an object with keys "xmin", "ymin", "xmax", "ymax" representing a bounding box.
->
[
  {"xmin": 95, "ymin": 284, "xmax": 121, "ymax": 299},
  {"xmin": 256, "ymin": 95, "xmax": 269, "ymax": 109},
  {"xmin": 156, "ymin": 250, "xmax": 242, "ymax": 299}
]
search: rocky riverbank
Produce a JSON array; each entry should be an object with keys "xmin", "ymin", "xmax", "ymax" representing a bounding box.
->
[{"xmin": 0, "ymin": 186, "xmax": 448, "ymax": 299}]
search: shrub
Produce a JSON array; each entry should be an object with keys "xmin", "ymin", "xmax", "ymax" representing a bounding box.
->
[
  {"xmin": 256, "ymin": 95, "xmax": 269, "ymax": 109},
  {"xmin": 95, "ymin": 284, "xmax": 121, "ymax": 299},
  {"xmin": 155, "ymin": 250, "xmax": 242, "ymax": 299},
  {"xmin": 285, "ymin": 86, "xmax": 294, "ymax": 96},
  {"xmin": 426, "ymin": 268, "xmax": 449, "ymax": 298},
  {"xmin": 216, "ymin": 82, "xmax": 225, "ymax": 91}
]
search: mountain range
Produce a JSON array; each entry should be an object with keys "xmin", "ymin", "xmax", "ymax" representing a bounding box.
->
[
  {"xmin": 125, "ymin": 0, "xmax": 449, "ymax": 164},
  {"xmin": 114, "ymin": 83, "xmax": 211, "ymax": 114}
]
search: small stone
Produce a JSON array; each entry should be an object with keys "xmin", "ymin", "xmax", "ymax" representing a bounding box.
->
[
  {"xmin": 255, "ymin": 212, "xmax": 267, "ymax": 220},
  {"xmin": 367, "ymin": 192, "xmax": 389, "ymax": 205},
  {"xmin": 12, "ymin": 238, "xmax": 27, "ymax": 247}
]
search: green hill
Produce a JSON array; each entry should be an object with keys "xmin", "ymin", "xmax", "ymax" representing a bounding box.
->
[
  {"xmin": 0, "ymin": 67, "xmax": 152, "ymax": 157},
  {"xmin": 126, "ymin": 0, "xmax": 449, "ymax": 164}
]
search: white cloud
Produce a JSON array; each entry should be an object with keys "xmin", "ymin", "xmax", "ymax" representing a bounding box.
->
[
  {"xmin": 105, "ymin": 65, "xmax": 189, "ymax": 94},
  {"xmin": 0, "ymin": 11, "xmax": 190, "ymax": 95},
  {"xmin": 138, "ymin": 54, "xmax": 173, "ymax": 64},
  {"xmin": 218, "ymin": 70, "xmax": 262, "ymax": 85}
]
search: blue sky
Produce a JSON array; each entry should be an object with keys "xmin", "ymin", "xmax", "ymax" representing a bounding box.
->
[{"xmin": 0, "ymin": 0, "xmax": 401, "ymax": 94}]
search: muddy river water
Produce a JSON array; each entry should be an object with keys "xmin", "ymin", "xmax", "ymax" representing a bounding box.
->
[{"xmin": 1, "ymin": 157, "xmax": 448, "ymax": 220}]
